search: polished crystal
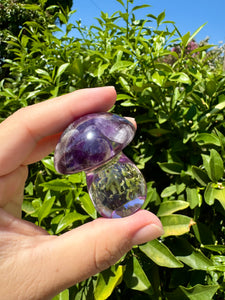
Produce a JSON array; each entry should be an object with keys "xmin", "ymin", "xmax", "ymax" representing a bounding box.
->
[{"xmin": 54, "ymin": 112, "xmax": 146, "ymax": 218}]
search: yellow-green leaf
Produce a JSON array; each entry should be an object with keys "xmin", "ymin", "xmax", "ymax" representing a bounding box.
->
[
  {"xmin": 94, "ymin": 265, "xmax": 125, "ymax": 300},
  {"xmin": 214, "ymin": 187, "xmax": 225, "ymax": 210},
  {"xmin": 139, "ymin": 239, "xmax": 183, "ymax": 268},
  {"xmin": 161, "ymin": 214, "xmax": 195, "ymax": 237}
]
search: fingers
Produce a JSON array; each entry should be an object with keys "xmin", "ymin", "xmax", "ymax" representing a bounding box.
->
[
  {"xmin": 0, "ymin": 208, "xmax": 48, "ymax": 236},
  {"xmin": 0, "ymin": 166, "xmax": 28, "ymax": 218},
  {"xmin": 37, "ymin": 210, "xmax": 164, "ymax": 298},
  {"xmin": 0, "ymin": 87, "xmax": 117, "ymax": 175}
]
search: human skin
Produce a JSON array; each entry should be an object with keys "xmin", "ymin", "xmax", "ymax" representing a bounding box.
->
[{"xmin": 0, "ymin": 87, "xmax": 164, "ymax": 300}]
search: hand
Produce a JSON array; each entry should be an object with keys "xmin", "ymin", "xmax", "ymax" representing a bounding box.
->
[{"xmin": 0, "ymin": 87, "xmax": 164, "ymax": 300}]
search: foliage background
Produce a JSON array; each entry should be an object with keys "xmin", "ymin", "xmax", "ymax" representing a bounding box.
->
[{"xmin": 0, "ymin": 0, "xmax": 225, "ymax": 299}]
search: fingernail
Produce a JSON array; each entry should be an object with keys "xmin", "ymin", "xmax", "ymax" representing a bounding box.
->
[
  {"xmin": 132, "ymin": 224, "xmax": 164, "ymax": 245},
  {"xmin": 125, "ymin": 117, "xmax": 137, "ymax": 129}
]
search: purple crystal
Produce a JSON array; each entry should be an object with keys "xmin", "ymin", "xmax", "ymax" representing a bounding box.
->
[
  {"xmin": 54, "ymin": 112, "xmax": 135, "ymax": 173},
  {"xmin": 54, "ymin": 112, "xmax": 146, "ymax": 218}
]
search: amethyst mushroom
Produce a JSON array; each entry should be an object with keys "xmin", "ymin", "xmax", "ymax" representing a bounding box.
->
[{"xmin": 54, "ymin": 112, "xmax": 146, "ymax": 218}]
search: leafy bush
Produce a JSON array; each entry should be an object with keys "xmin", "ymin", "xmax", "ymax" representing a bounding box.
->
[{"xmin": 1, "ymin": 0, "xmax": 225, "ymax": 299}]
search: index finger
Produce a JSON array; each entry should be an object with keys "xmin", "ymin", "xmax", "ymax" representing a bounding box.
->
[{"xmin": 0, "ymin": 87, "xmax": 117, "ymax": 175}]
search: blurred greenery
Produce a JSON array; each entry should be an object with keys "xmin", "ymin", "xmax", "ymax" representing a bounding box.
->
[{"xmin": 1, "ymin": 0, "xmax": 225, "ymax": 299}]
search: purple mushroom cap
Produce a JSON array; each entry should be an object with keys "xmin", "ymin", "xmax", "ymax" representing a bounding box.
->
[{"xmin": 54, "ymin": 112, "xmax": 136, "ymax": 174}]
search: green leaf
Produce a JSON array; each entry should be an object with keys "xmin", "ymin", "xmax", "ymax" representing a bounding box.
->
[
  {"xmin": 161, "ymin": 185, "xmax": 177, "ymax": 198},
  {"xmin": 201, "ymin": 154, "xmax": 211, "ymax": 176},
  {"xmin": 115, "ymin": 0, "xmax": 125, "ymax": 7},
  {"xmin": 38, "ymin": 191, "xmax": 55, "ymax": 224},
  {"xmin": 170, "ymin": 72, "xmax": 191, "ymax": 85},
  {"xmin": 190, "ymin": 44, "xmax": 213, "ymax": 55},
  {"xmin": 204, "ymin": 183, "xmax": 216, "ymax": 206},
  {"xmin": 213, "ymin": 187, "xmax": 225, "ymax": 210},
  {"xmin": 79, "ymin": 193, "xmax": 97, "ymax": 219},
  {"xmin": 181, "ymin": 32, "xmax": 190, "ymax": 47},
  {"xmin": 42, "ymin": 157, "xmax": 57, "ymax": 173},
  {"xmin": 94, "ymin": 265, "xmax": 125, "ymax": 300},
  {"xmin": 22, "ymin": 4, "xmax": 41, "ymax": 11},
  {"xmin": 200, "ymin": 100, "xmax": 225, "ymax": 121},
  {"xmin": 55, "ymin": 63, "xmax": 70, "ymax": 80},
  {"xmin": 148, "ymin": 128, "xmax": 171, "ymax": 136},
  {"xmin": 191, "ymin": 166, "xmax": 210, "ymax": 186},
  {"xmin": 206, "ymin": 79, "xmax": 217, "ymax": 97},
  {"xmin": 170, "ymin": 238, "xmax": 213, "ymax": 270},
  {"xmin": 179, "ymin": 284, "xmax": 219, "ymax": 300},
  {"xmin": 124, "ymin": 256, "xmax": 153, "ymax": 295},
  {"xmin": 202, "ymin": 244, "xmax": 225, "ymax": 253},
  {"xmin": 95, "ymin": 63, "xmax": 110, "ymax": 78},
  {"xmin": 157, "ymin": 11, "xmax": 165, "ymax": 27},
  {"xmin": 168, "ymin": 284, "xmax": 219, "ymax": 300},
  {"xmin": 35, "ymin": 68, "xmax": 52, "ymax": 80},
  {"xmin": 161, "ymin": 215, "xmax": 195, "ymax": 237},
  {"xmin": 208, "ymin": 149, "xmax": 224, "ymax": 182},
  {"xmin": 139, "ymin": 239, "xmax": 183, "ymax": 268},
  {"xmin": 195, "ymin": 133, "xmax": 221, "ymax": 147},
  {"xmin": 158, "ymin": 162, "xmax": 183, "ymax": 174},
  {"xmin": 188, "ymin": 23, "xmax": 207, "ymax": 44},
  {"xmin": 56, "ymin": 212, "xmax": 88, "ymax": 234},
  {"xmin": 157, "ymin": 200, "xmax": 189, "ymax": 216},
  {"xmin": 40, "ymin": 179, "xmax": 73, "ymax": 192},
  {"xmin": 152, "ymin": 71, "xmax": 165, "ymax": 86},
  {"xmin": 110, "ymin": 61, "xmax": 135, "ymax": 73},
  {"xmin": 119, "ymin": 76, "xmax": 131, "ymax": 93},
  {"xmin": 186, "ymin": 188, "xmax": 201, "ymax": 209},
  {"xmin": 22, "ymin": 200, "xmax": 36, "ymax": 215},
  {"xmin": 52, "ymin": 289, "xmax": 69, "ymax": 300},
  {"xmin": 132, "ymin": 4, "xmax": 151, "ymax": 12}
]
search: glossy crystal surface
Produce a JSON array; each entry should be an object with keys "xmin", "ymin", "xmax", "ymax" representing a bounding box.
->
[
  {"xmin": 86, "ymin": 153, "xmax": 146, "ymax": 218},
  {"xmin": 54, "ymin": 112, "xmax": 146, "ymax": 218},
  {"xmin": 54, "ymin": 112, "xmax": 135, "ymax": 174}
]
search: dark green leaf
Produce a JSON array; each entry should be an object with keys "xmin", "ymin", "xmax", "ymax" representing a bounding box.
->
[
  {"xmin": 158, "ymin": 162, "xmax": 183, "ymax": 174},
  {"xmin": 208, "ymin": 149, "xmax": 224, "ymax": 182},
  {"xmin": 179, "ymin": 284, "xmax": 218, "ymax": 300},
  {"xmin": 124, "ymin": 256, "xmax": 153, "ymax": 294},
  {"xmin": 191, "ymin": 166, "xmax": 210, "ymax": 186},
  {"xmin": 170, "ymin": 238, "xmax": 214, "ymax": 270}
]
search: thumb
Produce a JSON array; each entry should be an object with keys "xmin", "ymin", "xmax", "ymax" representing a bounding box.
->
[{"xmin": 38, "ymin": 210, "xmax": 164, "ymax": 299}]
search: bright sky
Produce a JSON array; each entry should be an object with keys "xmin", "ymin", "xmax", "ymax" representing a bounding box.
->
[{"xmin": 71, "ymin": 0, "xmax": 225, "ymax": 45}]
